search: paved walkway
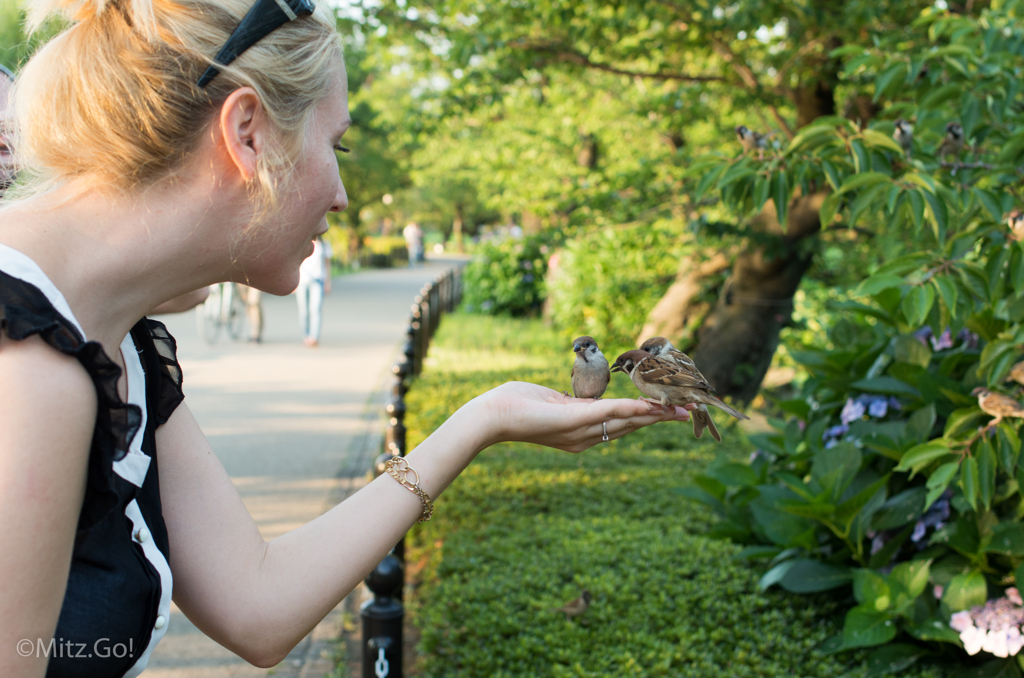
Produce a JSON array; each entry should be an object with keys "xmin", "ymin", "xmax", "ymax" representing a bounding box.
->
[{"xmin": 144, "ymin": 260, "xmax": 458, "ymax": 678}]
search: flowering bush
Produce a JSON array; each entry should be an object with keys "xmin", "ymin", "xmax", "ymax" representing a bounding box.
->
[
  {"xmin": 461, "ymin": 235, "xmax": 549, "ymax": 317},
  {"xmin": 678, "ymin": 4, "xmax": 1024, "ymax": 674}
]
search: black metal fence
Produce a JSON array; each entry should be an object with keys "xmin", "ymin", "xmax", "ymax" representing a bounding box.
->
[{"xmin": 361, "ymin": 266, "xmax": 463, "ymax": 678}]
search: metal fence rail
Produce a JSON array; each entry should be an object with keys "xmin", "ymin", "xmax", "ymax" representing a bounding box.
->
[{"xmin": 361, "ymin": 266, "xmax": 463, "ymax": 678}]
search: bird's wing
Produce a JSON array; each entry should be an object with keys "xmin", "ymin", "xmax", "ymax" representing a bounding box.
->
[
  {"xmin": 985, "ymin": 393, "xmax": 1024, "ymax": 416},
  {"xmin": 636, "ymin": 355, "xmax": 708, "ymax": 389},
  {"xmin": 665, "ymin": 349, "xmax": 714, "ymax": 391}
]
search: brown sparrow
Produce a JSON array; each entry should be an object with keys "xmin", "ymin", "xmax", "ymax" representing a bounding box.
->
[
  {"xmin": 550, "ymin": 589, "xmax": 591, "ymax": 621},
  {"xmin": 1006, "ymin": 360, "xmax": 1024, "ymax": 388},
  {"xmin": 893, "ymin": 119, "xmax": 914, "ymax": 157},
  {"xmin": 735, "ymin": 125, "xmax": 770, "ymax": 159},
  {"xmin": 570, "ymin": 336, "xmax": 610, "ymax": 399},
  {"xmin": 1006, "ymin": 210, "xmax": 1024, "ymax": 242},
  {"xmin": 611, "ymin": 350, "xmax": 750, "ymax": 429},
  {"xmin": 639, "ymin": 336, "xmax": 722, "ymax": 442},
  {"xmin": 937, "ymin": 122, "xmax": 964, "ymax": 161},
  {"xmin": 972, "ymin": 387, "xmax": 1024, "ymax": 429}
]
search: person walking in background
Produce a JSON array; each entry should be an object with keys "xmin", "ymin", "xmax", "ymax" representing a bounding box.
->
[
  {"xmin": 403, "ymin": 221, "xmax": 422, "ymax": 267},
  {"xmin": 297, "ymin": 235, "xmax": 333, "ymax": 347},
  {"xmin": 237, "ymin": 284, "xmax": 264, "ymax": 343}
]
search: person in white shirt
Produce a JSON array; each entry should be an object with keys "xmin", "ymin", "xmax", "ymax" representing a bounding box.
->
[
  {"xmin": 403, "ymin": 221, "xmax": 422, "ymax": 268},
  {"xmin": 296, "ymin": 235, "xmax": 333, "ymax": 347}
]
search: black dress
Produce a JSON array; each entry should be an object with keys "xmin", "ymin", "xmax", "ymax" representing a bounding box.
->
[{"xmin": 0, "ymin": 245, "xmax": 182, "ymax": 678}]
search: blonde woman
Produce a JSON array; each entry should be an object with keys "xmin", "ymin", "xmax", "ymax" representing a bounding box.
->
[{"xmin": 0, "ymin": 0, "xmax": 695, "ymax": 676}]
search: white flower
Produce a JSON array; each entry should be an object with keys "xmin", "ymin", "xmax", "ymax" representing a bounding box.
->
[
  {"xmin": 950, "ymin": 611, "xmax": 974, "ymax": 632},
  {"xmin": 983, "ymin": 629, "xmax": 1010, "ymax": 658},
  {"xmin": 1007, "ymin": 627, "xmax": 1024, "ymax": 656},
  {"xmin": 961, "ymin": 626, "xmax": 985, "ymax": 656}
]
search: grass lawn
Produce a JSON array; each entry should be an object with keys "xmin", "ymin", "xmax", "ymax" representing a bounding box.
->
[{"xmin": 401, "ymin": 313, "xmax": 944, "ymax": 678}]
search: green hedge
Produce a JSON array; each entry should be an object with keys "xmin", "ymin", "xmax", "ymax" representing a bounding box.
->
[{"xmin": 403, "ymin": 313, "xmax": 944, "ymax": 677}]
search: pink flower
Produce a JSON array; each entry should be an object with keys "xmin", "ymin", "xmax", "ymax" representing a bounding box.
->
[
  {"xmin": 951, "ymin": 611, "xmax": 974, "ymax": 632},
  {"xmin": 1008, "ymin": 588, "xmax": 1023, "ymax": 606}
]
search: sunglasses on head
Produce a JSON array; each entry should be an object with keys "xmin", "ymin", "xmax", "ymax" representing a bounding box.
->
[{"xmin": 197, "ymin": 0, "xmax": 315, "ymax": 88}]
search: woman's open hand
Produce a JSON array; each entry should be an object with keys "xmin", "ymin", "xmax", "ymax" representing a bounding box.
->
[{"xmin": 478, "ymin": 381, "xmax": 695, "ymax": 453}]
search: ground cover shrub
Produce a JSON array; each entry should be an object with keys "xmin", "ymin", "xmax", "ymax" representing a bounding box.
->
[
  {"xmin": 461, "ymin": 235, "xmax": 550, "ymax": 316},
  {"xmin": 402, "ymin": 313, "xmax": 944, "ymax": 677}
]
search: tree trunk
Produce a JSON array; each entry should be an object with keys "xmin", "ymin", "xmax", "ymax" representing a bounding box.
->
[
  {"xmin": 641, "ymin": 68, "xmax": 838, "ymax": 403},
  {"xmin": 636, "ymin": 253, "xmax": 731, "ymax": 346},
  {"xmin": 691, "ymin": 192, "xmax": 827, "ymax": 402}
]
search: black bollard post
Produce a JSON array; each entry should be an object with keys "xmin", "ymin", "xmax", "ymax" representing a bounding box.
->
[{"xmin": 362, "ymin": 554, "xmax": 404, "ymax": 678}]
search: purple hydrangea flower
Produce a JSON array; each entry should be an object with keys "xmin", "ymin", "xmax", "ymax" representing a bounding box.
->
[
  {"xmin": 913, "ymin": 326, "xmax": 934, "ymax": 345},
  {"xmin": 931, "ymin": 328, "xmax": 954, "ymax": 351},
  {"xmin": 841, "ymin": 398, "xmax": 866, "ymax": 425},
  {"xmin": 959, "ymin": 329, "xmax": 980, "ymax": 350},
  {"xmin": 868, "ymin": 398, "xmax": 888, "ymax": 418},
  {"xmin": 888, "ymin": 397, "xmax": 903, "ymax": 411}
]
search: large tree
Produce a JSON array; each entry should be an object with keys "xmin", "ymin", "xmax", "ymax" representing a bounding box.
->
[{"xmin": 356, "ymin": 0, "xmax": 946, "ymax": 401}]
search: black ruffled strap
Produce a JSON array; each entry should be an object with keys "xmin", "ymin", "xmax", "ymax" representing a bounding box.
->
[
  {"xmin": 132, "ymin": 318, "xmax": 185, "ymax": 427},
  {"xmin": 0, "ymin": 270, "xmax": 147, "ymax": 532}
]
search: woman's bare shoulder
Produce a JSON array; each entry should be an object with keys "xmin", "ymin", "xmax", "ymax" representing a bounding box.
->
[{"xmin": 0, "ymin": 333, "xmax": 97, "ymax": 418}]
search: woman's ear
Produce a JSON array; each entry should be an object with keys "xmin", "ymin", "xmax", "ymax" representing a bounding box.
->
[{"xmin": 219, "ymin": 87, "xmax": 265, "ymax": 182}]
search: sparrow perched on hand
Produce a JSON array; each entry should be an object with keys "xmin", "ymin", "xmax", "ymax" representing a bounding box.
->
[
  {"xmin": 639, "ymin": 336, "xmax": 723, "ymax": 442},
  {"xmin": 1006, "ymin": 360, "xmax": 1024, "ymax": 388},
  {"xmin": 937, "ymin": 122, "xmax": 965, "ymax": 161},
  {"xmin": 972, "ymin": 387, "xmax": 1024, "ymax": 429},
  {"xmin": 735, "ymin": 125, "xmax": 770, "ymax": 159},
  {"xmin": 570, "ymin": 336, "xmax": 610, "ymax": 399},
  {"xmin": 1006, "ymin": 210, "xmax": 1024, "ymax": 242},
  {"xmin": 893, "ymin": 119, "xmax": 914, "ymax": 157},
  {"xmin": 611, "ymin": 350, "xmax": 750, "ymax": 430},
  {"xmin": 550, "ymin": 589, "xmax": 591, "ymax": 621}
]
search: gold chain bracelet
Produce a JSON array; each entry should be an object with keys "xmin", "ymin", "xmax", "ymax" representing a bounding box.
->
[{"xmin": 384, "ymin": 457, "xmax": 434, "ymax": 523}]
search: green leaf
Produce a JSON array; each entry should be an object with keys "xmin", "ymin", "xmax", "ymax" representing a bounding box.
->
[
  {"xmin": 896, "ymin": 440, "xmax": 953, "ymax": 474},
  {"xmin": 838, "ymin": 171, "xmax": 892, "ymax": 195},
  {"xmin": 670, "ymin": 487, "xmax": 726, "ymax": 514},
  {"xmin": 812, "ymin": 442, "xmax": 862, "ymax": 500},
  {"xmin": 908, "ymin": 189, "xmax": 925, "ymax": 231},
  {"xmin": 757, "ymin": 559, "xmax": 797, "ymax": 591},
  {"xmin": 861, "ymin": 129, "xmax": 906, "ymax": 155},
  {"xmin": 773, "ymin": 170, "xmax": 789, "ymax": 227},
  {"xmin": 961, "ymin": 456, "xmax": 980, "ymax": 512},
  {"xmin": 865, "ymin": 643, "xmax": 928, "ymax": 677},
  {"xmin": 923, "ymin": 188, "xmax": 948, "ymax": 242},
  {"xmin": 890, "ymin": 559, "xmax": 931, "ymax": 600},
  {"xmin": 778, "ymin": 559, "xmax": 853, "ymax": 593},
  {"xmin": 906, "ymin": 403, "xmax": 937, "ymax": 443},
  {"xmin": 859, "ymin": 274, "xmax": 905, "ymax": 297},
  {"xmin": 987, "ymin": 523, "xmax": 1024, "ymax": 556},
  {"xmin": 926, "ymin": 461, "xmax": 960, "ymax": 509},
  {"xmin": 935, "ymin": 275, "xmax": 958, "ymax": 314},
  {"xmin": 901, "ymin": 285, "xmax": 935, "ymax": 328},
  {"xmin": 872, "ymin": 487, "xmax": 927, "ymax": 530},
  {"xmin": 978, "ymin": 439, "xmax": 997, "ymax": 510},
  {"xmin": 955, "ymin": 658, "xmax": 1023, "ymax": 678},
  {"xmin": 753, "ymin": 174, "xmax": 771, "ymax": 213},
  {"xmin": 943, "ymin": 570, "xmax": 988, "ymax": 612},
  {"xmin": 872, "ymin": 63, "xmax": 908, "ymax": 103},
  {"xmin": 851, "ymin": 377, "xmax": 920, "ymax": 398},
  {"xmin": 893, "ymin": 335, "xmax": 931, "ymax": 368},
  {"xmin": 998, "ymin": 423, "xmax": 1022, "ymax": 475},
  {"xmin": 906, "ymin": 617, "xmax": 962, "ymax": 644},
  {"xmin": 854, "ymin": 569, "xmax": 892, "ymax": 609},
  {"xmin": 945, "ymin": 407, "xmax": 986, "ymax": 438},
  {"xmin": 706, "ymin": 462, "xmax": 760, "ymax": 487},
  {"xmin": 852, "ymin": 138, "xmax": 869, "ymax": 174},
  {"xmin": 841, "ymin": 605, "xmax": 897, "ymax": 649},
  {"xmin": 973, "ymin": 187, "xmax": 1005, "ymax": 222}
]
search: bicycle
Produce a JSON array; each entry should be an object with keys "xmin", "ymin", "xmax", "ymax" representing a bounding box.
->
[{"xmin": 196, "ymin": 282, "xmax": 247, "ymax": 344}]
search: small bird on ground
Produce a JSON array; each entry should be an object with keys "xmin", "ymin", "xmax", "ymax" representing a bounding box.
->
[
  {"xmin": 937, "ymin": 122, "xmax": 965, "ymax": 161},
  {"xmin": 1006, "ymin": 360, "xmax": 1024, "ymax": 388},
  {"xmin": 1006, "ymin": 210, "xmax": 1024, "ymax": 242},
  {"xmin": 611, "ymin": 349, "xmax": 750, "ymax": 430},
  {"xmin": 735, "ymin": 125, "xmax": 770, "ymax": 159},
  {"xmin": 639, "ymin": 336, "xmax": 723, "ymax": 442},
  {"xmin": 551, "ymin": 590, "xmax": 592, "ymax": 621},
  {"xmin": 972, "ymin": 387, "xmax": 1024, "ymax": 429},
  {"xmin": 893, "ymin": 119, "xmax": 914, "ymax": 157},
  {"xmin": 570, "ymin": 335, "xmax": 610, "ymax": 399}
]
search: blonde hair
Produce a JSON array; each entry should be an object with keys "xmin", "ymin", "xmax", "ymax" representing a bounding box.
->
[{"xmin": 9, "ymin": 0, "xmax": 343, "ymax": 213}]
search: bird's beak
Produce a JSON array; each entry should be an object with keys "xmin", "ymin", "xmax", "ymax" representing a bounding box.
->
[
  {"xmin": 573, "ymin": 344, "xmax": 582, "ymax": 353},
  {"xmin": 611, "ymin": 364, "xmax": 623, "ymax": 373}
]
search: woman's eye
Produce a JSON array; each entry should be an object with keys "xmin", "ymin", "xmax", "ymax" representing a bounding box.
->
[{"xmin": 334, "ymin": 144, "xmax": 350, "ymax": 154}]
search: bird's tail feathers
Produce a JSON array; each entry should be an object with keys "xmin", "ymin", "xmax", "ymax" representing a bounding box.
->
[
  {"xmin": 691, "ymin": 405, "xmax": 722, "ymax": 442},
  {"xmin": 705, "ymin": 394, "xmax": 750, "ymax": 421}
]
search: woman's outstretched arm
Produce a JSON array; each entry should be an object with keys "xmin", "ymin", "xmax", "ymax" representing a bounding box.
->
[{"xmin": 157, "ymin": 383, "xmax": 692, "ymax": 667}]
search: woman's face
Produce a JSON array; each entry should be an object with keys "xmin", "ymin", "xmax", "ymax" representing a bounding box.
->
[{"xmin": 238, "ymin": 69, "xmax": 350, "ymax": 293}]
